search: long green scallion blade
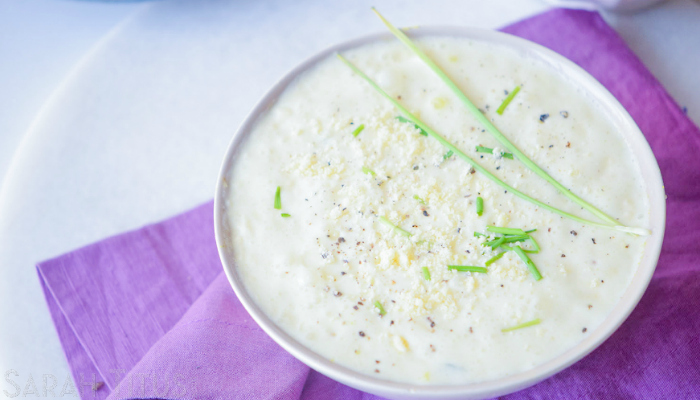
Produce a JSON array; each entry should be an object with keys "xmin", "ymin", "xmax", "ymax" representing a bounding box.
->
[
  {"xmin": 371, "ymin": 8, "xmax": 647, "ymax": 234},
  {"xmin": 336, "ymin": 55, "xmax": 646, "ymax": 235}
]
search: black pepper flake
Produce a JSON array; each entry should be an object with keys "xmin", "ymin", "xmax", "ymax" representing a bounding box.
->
[
  {"xmin": 539, "ymin": 113, "xmax": 550, "ymax": 122},
  {"xmin": 427, "ymin": 317, "xmax": 435, "ymax": 328},
  {"xmin": 341, "ymin": 271, "xmax": 347, "ymax": 275},
  {"xmin": 457, "ymin": 228, "xmax": 461, "ymax": 233},
  {"xmin": 571, "ymin": 230, "xmax": 578, "ymax": 236},
  {"xmin": 496, "ymin": 166, "xmax": 501, "ymax": 170},
  {"xmin": 592, "ymin": 238, "xmax": 597, "ymax": 244},
  {"xmin": 560, "ymin": 111, "xmax": 569, "ymax": 118},
  {"xmin": 338, "ymin": 237, "xmax": 345, "ymax": 243},
  {"xmin": 390, "ymin": 320, "xmax": 394, "ymax": 325},
  {"xmin": 500, "ymin": 284, "xmax": 504, "ymax": 287},
  {"xmin": 353, "ymin": 306, "xmax": 358, "ymax": 310},
  {"xmin": 359, "ymin": 331, "xmax": 365, "ymax": 337},
  {"xmin": 413, "ymin": 165, "xmax": 419, "ymax": 170},
  {"xmin": 549, "ymin": 145, "xmax": 553, "ymax": 148},
  {"xmin": 423, "ymin": 210, "xmax": 429, "ymax": 217},
  {"xmin": 561, "ymin": 254, "xmax": 566, "ymax": 258},
  {"xmin": 358, "ymin": 301, "xmax": 364, "ymax": 306},
  {"xmin": 333, "ymin": 291, "xmax": 342, "ymax": 297},
  {"xmin": 582, "ymin": 327, "xmax": 588, "ymax": 333}
]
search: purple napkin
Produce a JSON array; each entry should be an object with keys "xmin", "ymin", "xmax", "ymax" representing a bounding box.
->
[{"xmin": 38, "ymin": 8, "xmax": 700, "ymax": 400}]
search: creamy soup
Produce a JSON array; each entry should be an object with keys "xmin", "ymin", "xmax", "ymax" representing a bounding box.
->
[{"xmin": 226, "ymin": 37, "xmax": 649, "ymax": 385}]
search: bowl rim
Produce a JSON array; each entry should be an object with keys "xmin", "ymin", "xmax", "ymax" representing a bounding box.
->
[{"xmin": 214, "ymin": 26, "xmax": 666, "ymax": 399}]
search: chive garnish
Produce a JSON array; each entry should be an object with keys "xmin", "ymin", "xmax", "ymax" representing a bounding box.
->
[
  {"xmin": 374, "ymin": 301, "xmax": 387, "ymax": 316},
  {"xmin": 513, "ymin": 246, "xmax": 542, "ymax": 281},
  {"xmin": 378, "ymin": 216, "xmax": 412, "ymax": 237},
  {"xmin": 443, "ymin": 150, "xmax": 454, "ymax": 160},
  {"xmin": 336, "ymin": 55, "xmax": 647, "ymax": 235},
  {"xmin": 485, "ymin": 251, "xmax": 506, "ymax": 266},
  {"xmin": 413, "ymin": 194, "xmax": 426, "ymax": 205},
  {"xmin": 274, "ymin": 186, "xmax": 282, "ymax": 210},
  {"xmin": 281, "ymin": 213, "xmax": 291, "ymax": 218},
  {"xmin": 476, "ymin": 146, "xmax": 514, "ymax": 159},
  {"xmin": 525, "ymin": 229, "xmax": 537, "ymax": 234},
  {"xmin": 527, "ymin": 235, "xmax": 541, "ymax": 253},
  {"xmin": 352, "ymin": 124, "xmax": 365, "ymax": 137},
  {"xmin": 483, "ymin": 236, "xmax": 505, "ymax": 249},
  {"xmin": 448, "ymin": 265, "xmax": 488, "ymax": 273},
  {"xmin": 502, "ymin": 235, "xmax": 529, "ymax": 244},
  {"xmin": 476, "ymin": 196, "xmax": 484, "ymax": 216},
  {"xmin": 496, "ymin": 86, "xmax": 521, "ymax": 115},
  {"xmin": 362, "ymin": 166, "xmax": 376, "ymax": 177},
  {"xmin": 501, "ymin": 318, "xmax": 541, "ymax": 332},
  {"xmin": 371, "ymin": 9, "xmax": 649, "ymax": 235},
  {"xmin": 474, "ymin": 232, "xmax": 485, "ymax": 238},
  {"xmin": 487, "ymin": 226, "xmax": 526, "ymax": 235},
  {"xmin": 396, "ymin": 116, "xmax": 428, "ymax": 136},
  {"xmin": 422, "ymin": 266, "xmax": 431, "ymax": 281}
]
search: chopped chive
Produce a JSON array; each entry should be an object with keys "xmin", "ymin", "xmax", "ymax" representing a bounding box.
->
[
  {"xmin": 396, "ymin": 116, "xmax": 428, "ymax": 136},
  {"xmin": 496, "ymin": 86, "xmax": 521, "ymax": 115},
  {"xmin": 474, "ymin": 232, "xmax": 485, "ymax": 238},
  {"xmin": 502, "ymin": 235, "xmax": 529, "ymax": 244},
  {"xmin": 485, "ymin": 251, "xmax": 506, "ymax": 266},
  {"xmin": 374, "ymin": 301, "xmax": 387, "ymax": 316},
  {"xmin": 413, "ymin": 194, "xmax": 426, "ymax": 205},
  {"xmin": 336, "ymin": 53, "xmax": 649, "ymax": 235},
  {"xmin": 513, "ymin": 246, "xmax": 542, "ymax": 281},
  {"xmin": 476, "ymin": 196, "xmax": 484, "ymax": 216},
  {"xmin": 525, "ymin": 229, "xmax": 537, "ymax": 234},
  {"xmin": 487, "ymin": 226, "xmax": 526, "ymax": 235},
  {"xmin": 378, "ymin": 216, "xmax": 412, "ymax": 237},
  {"xmin": 422, "ymin": 266, "xmax": 431, "ymax": 281},
  {"xmin": 527, "ymin": 235, "xmax": 541, "ymax": 253},
  {"xmin": 448, "ymin": 265, "xmax": 488, "ymax": 273},
  {"xmin": 501, "ymin": 318, "xmax": 541, "ymax": 332},
  {"xmin": 352, "ymin": 124, "xmax": 365, "ymax": 137},
  {"xmin": 281, "ymin": 213, "xmax": 291, "ymax": 218},
  {"xmin": 274, "ymin": 186, "xmax": 282, "ymax": 210},
  {"xmin": 443, "ymin": 150, "xmax": 454, "ymax": 160},
  {"xmin": 483, "ymin": 236, "xmax": 506, "ymax": 249},
  {"xmin": 476, "ymin": 146, "xmax": 513, "ymax": 159},
  {"xmin": 362, "ymin": 166, "xmax": 376, "ymax": 177},
  {"xmin": 371, "ymin": 9, "xmax": 632, "ymax": 231}
]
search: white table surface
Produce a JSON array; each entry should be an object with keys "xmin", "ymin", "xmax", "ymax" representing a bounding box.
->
[{"xmin": 0, "ymin": 0, "xmax": 698, "ymax": 385}]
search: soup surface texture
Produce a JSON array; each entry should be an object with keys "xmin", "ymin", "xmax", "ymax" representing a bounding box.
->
[{"xmin": 226, "ymin": 36, "xmax": 649, "ymax": 385}]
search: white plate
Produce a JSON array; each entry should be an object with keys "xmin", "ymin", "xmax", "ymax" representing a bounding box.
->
[{"xmin": 215, "ymin": 27, "xmax": 665, "ymax": 399}]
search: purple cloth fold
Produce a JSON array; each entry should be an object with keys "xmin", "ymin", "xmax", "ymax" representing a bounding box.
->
[{"xmin": 38, "ymin": 8, "xmax": 700, "ymax": 400}]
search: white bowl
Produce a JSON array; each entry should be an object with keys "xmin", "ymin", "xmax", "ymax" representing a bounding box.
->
[{"xmin": 214, "ymin": 27, "xmax": 666, "ymax": 400}]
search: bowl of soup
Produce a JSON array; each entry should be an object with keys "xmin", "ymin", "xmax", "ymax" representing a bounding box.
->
[{"xmin": 214, "ymin": 26, "xmax": 665, "ymax": 399}]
